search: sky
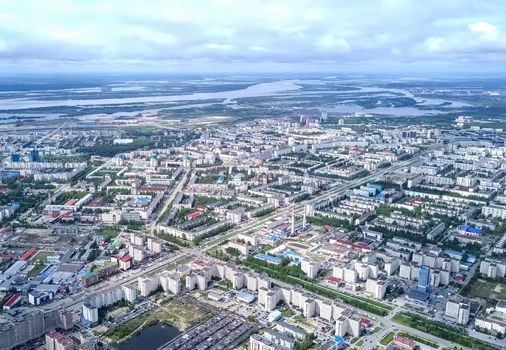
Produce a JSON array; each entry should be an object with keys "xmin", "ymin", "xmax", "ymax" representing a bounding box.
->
[{"xmin": 0, "ymin": 0, "xmax": 505, "ymax": 73}]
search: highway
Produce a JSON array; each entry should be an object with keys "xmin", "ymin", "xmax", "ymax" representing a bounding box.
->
[
  {"xmin": 46, "ymin": 153, "xmax": 423, "ymax": 314},
  {"xmin": 200, "ymin": 153, "xmax": 425, "ymax": 251},
  {"xmin": 44, "ymin": 152, "xmax": 433, "ymax": 342}
]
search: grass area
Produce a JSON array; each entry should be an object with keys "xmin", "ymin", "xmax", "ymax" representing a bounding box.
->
[
  {"xmin": 28, "ymin": 263, "xmax": 46, "ymax": 277},
  {"xmin": 461, "ymin": 276, "xmax": 506, "ymax": 305},
  {"xmin": 194, "ymin": 196, "xmax": 222, "ymax": 207},
  {"xmin": 392, "ymin": 312, "xmax": 491, "ymax": 350},
  {"xmin": 397, "ymin": 331, "xmax": 439, "ymax": 348},
  {"xmin": 281, "ymin": 309, "xmax": 295, "ymax": 318},
  {"xmin": 100, "ymin": 226, "xmax": 120, "ymax": 240},
  {"xmin": 33, "ymin": 251, "xmax": 52, "ymax": 262},
  {"xmin": 354, "ymin": 339, "xmax": 364, "ymax": 347},
  {"xmin": 379, "ymin": 331, "xmax": 395, "ymax": 346},
  {"xmin": 106, "ymin": 300, "xmax": 208, "ymax": 342}
]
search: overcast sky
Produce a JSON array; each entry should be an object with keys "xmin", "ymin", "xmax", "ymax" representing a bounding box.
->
[{"xmin": 0, "ymin": 0, "xmax": 505, "ymax": 73}]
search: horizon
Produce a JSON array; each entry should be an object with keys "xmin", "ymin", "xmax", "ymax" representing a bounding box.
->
[{"xmin": 1, "ymin": 1, "xmax": 506, "ymax": 73}]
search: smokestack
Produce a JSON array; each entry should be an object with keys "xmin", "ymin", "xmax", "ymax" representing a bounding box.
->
[
  {"xmin": 302, "ymin": 207, "xmax": 307, "ymax": 231},
  {"xmin": 291, "ymin": 205, "xmax": 295, "ymax": 236}
]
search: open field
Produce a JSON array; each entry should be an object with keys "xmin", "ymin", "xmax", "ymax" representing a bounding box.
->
[
  {"xmin": 379, "ymin": 331, "xmax": 395, "ymax": 346},
  {"xmin": 105, "ymin": 300, "xmax": 209, "ymax": 342},
  {"xmin": 461, "ymin": 277, "xmax": 506, "ymax": 305},
  {"xmin": 33, "ymin": 251, "xmax": 53, "ymax": 262}
]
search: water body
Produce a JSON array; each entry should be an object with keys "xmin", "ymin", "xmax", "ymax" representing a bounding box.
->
[
  {"xmin": 0, "ymin": 80, "xmax": 301, "ymax": 110},
  {"xmin": 114, "ymin": 322, "xmax": 181, "ymax": 350}
]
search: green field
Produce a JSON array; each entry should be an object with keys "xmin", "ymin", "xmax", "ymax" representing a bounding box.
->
[
  {"xmin": 461, "ymin": 277, "xmax": 506, "ymax": 305},
  {"xmin": 33, "ymin": 251, "xmax": 53, "ymax": 262},
  {"xmin": 28, "ymin": 263, "xmax": 46, "ymax": 277},
  {"xmin": 379, "ymin": 331, "xmax": 395, "ymax": 346}
]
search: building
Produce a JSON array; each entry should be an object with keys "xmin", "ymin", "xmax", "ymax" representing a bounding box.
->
[
  {"xmin": 301, "ymin": 260, "xmax": 320, "ymax": 279},
  {"xmin": 365, "ymin": 278, "xmax": 388, "ymax": 300},
  {"xmin": 474, "ymin": 316, "xmax": 506, "ymax": 336},
  {"xmin": 45, "ymin": 330, "xmax": 75, "ymax": 350},
  {"xmin": 335, "ymin": 312, "xmax": 361, "ymax": 337},
  {"xmin": 119, "ymin": 255, "xmax": 133, "ymax": 270},
  {"xmin": 480, "ymin": 258, "xmax": 506, "ymax": 279},
  {"xmin": 28, "ymin": 291, "xmax": 54, "ymax": 306},
  {"xmin": 122, "ymin": 285, "xmax": 137, "ymax": 303},
  {"xmin": 445, "ymin": 299, "xmax": 470, "ymax": 325},
  {"xmin": 138, "ymin": 276, "xmax": 160, "ymax": 297},
  {"xmin": 249, "ymin": 334, "xmax": 286, "ymax": 350},
  {"xmin": 417, "ymin": 265, "xmax": 431, "ymax": 293},
  {"xmin": 82, "ymin": 300, "xmax": 99, "ymax": 324},
  {"xmin": 0, "ymin": 308, "xmax": 73, "ymax": 350},
  {"xmin": 393, "ymin": 335, "xmax": 416, "ymax": 350}
]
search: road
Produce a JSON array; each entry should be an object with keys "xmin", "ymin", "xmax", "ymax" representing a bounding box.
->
[
  {"xmin": 199, "ymin": 153, "xmax": 424, "ymax": 251},
  {"xmin": 46, "ymin": 152, "xmax": 434, "ymax": 346},
  {"xmin": 43, "ymin": 252, "xmax": 191, "ymax": 312},
  {"xmin": 149, "ymin": 168, "xmax": 191, "ymax": 231}
]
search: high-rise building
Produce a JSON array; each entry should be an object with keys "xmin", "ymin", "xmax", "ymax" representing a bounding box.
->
[
  {"xmin": 417, "ymin": 265, "xmax": 431, "ymax": 293},
  {"xmin": 0, "ymin": 308, "xmax": 74, "ymax": 350},
  {"xmin": 29, "ymin": 149, "xmax": 41, "ymax": 162}
]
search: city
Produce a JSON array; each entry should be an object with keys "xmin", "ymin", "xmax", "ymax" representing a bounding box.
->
[{"xmin": 0, "ymin": 1, "xmax": 506, "ymax": 350}]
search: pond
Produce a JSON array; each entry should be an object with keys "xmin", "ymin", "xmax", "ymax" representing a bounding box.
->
[{"xmin": 114, "ymin": 322, "xmax": 181, "ymax": 350}]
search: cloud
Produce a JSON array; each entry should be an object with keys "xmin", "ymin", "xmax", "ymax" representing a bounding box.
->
[
  {"xmin": 0, "ymin": 0, "xmax": 504, "ymax": 72},
  {"xmin": 468, "ymin": 21, "xmax": 499, "ymax": 39}
]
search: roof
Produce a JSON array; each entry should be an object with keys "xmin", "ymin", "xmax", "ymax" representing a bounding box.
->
[
  {"xmin": 20, "ymin": 247, "xmax": 37, "ymax": 261},
  {"xmin": 334, "ymin": 336, "xmax": 344, "ymax": 344},
  {"xmin": 237, "ymin": 291, "xmax": 256, "ymax": 303},
  {"xmin": 254, "ymin": 253, "xmax": 281, "ymax": 264},
  {"xmin": 394, "ymin": 335, "xmax": 416, "ymax": 347},
  {"xmin": 186, "ymin": 210, "xmax": 204, "ymax": 220},
  {"xmin": 458, "ymin": 225, "xmax": 484, "ymax": 235},
  {"xmin": 327, "ymin": 276, "xmax": 342, "ymax": 284},
  {"xmin": 4, "ymin": 293, "xmax": 20, "ymax": 307},
  {"xmin": 120, "ymin": 255, "xmax": 132, "ymax": 262}
]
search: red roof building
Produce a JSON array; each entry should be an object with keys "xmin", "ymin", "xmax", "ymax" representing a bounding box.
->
[
  {"xmin": 185, "ymin": 210, "xmax": 204, "ymax": 220},
  {"xmin": 326, "ymin": 276, "xmax": 342, "ymax": 289},
  {"xmin": 3, "ymin": 293, "xmax": 21, "ymax": 310},
  {"xmin": 393, "ymin": 335, "xmax": 416, "ymax": 350},
  {"xmin": 119, "ymin": 255, "xmax": 133, "ymax": 271},
  {"xmin": 360, "ymin": 317, "xmax": 371, "ymax": 328},
  {"xmin": 20, "ymin": 247, "xmax": 37, "ymax": 261},
  {"xmin": 138, "ymin": 186, "xmax": 167, "ymax": 194}
]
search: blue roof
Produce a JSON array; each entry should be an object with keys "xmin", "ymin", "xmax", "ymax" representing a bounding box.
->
[
  {"xmin": 367, "ymin": 183, "xmax": 384, "ymax": 191},
  {"xmin": 334, "ymin": 336, "xmax": 344, "ymax": 344},
  {"xmin": 0, "ymin": 171, "xmax": 19, "ymax": 179},
  {"xmin": 267, "ymin": 236, "xmax": 278, "ymax": 241},
  {"xmin": 254, "ymin": 253, "xmax": 281, "ymax": 265},
  {"xmin": 444, "ymin": 249, "xmax": 476, "ymax": 262},
  {"xmin": 458, "ymin": 225, "xmax": 484, "ymax": 235},
  {"xmin": 445, "ymin": 249, "xmax": 464, "ymax": 256},
  {"xmin": 282, "ymin": 250, "xmax": 306, "ymax": 260}
]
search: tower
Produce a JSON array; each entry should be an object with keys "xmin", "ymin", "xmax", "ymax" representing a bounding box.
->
[
  {"xmin": 418, "ymin": 265, "xmax": 431, "ymax": 293},
  {"xmin": 290, "ymin": 205, "xmax": 295, "ymax": 236},
  {"xmin": 302, "ymin": 207, "xmax": 307, "ymax": 231}
]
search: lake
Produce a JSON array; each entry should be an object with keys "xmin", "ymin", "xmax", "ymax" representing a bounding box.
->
[{"xmin": 114, "ymin": 322, "xmax": 181, "ymax": 350}]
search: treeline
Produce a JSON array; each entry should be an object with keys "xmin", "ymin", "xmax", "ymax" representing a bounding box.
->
[
  {"xmin": 242, "ymin": 257, "xmax": 391, "ymax": 316},
  {"xmin": 306, "ymin": 215, "xmax": 356, "ymax": 231},
  {"xmin": 393, "ymin": 312, "xmax": 492, "ymax": 350},
  {"xmin": 372, "ymin": 225, "xmax": 433, "ymax": 244},
  {"xmin": 194, "ymin": 223, "xmax": 234, "ymax": 245},
  {"xmin": 157, "ymin": 233, "xmax": 191, "ymax": 247}
]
